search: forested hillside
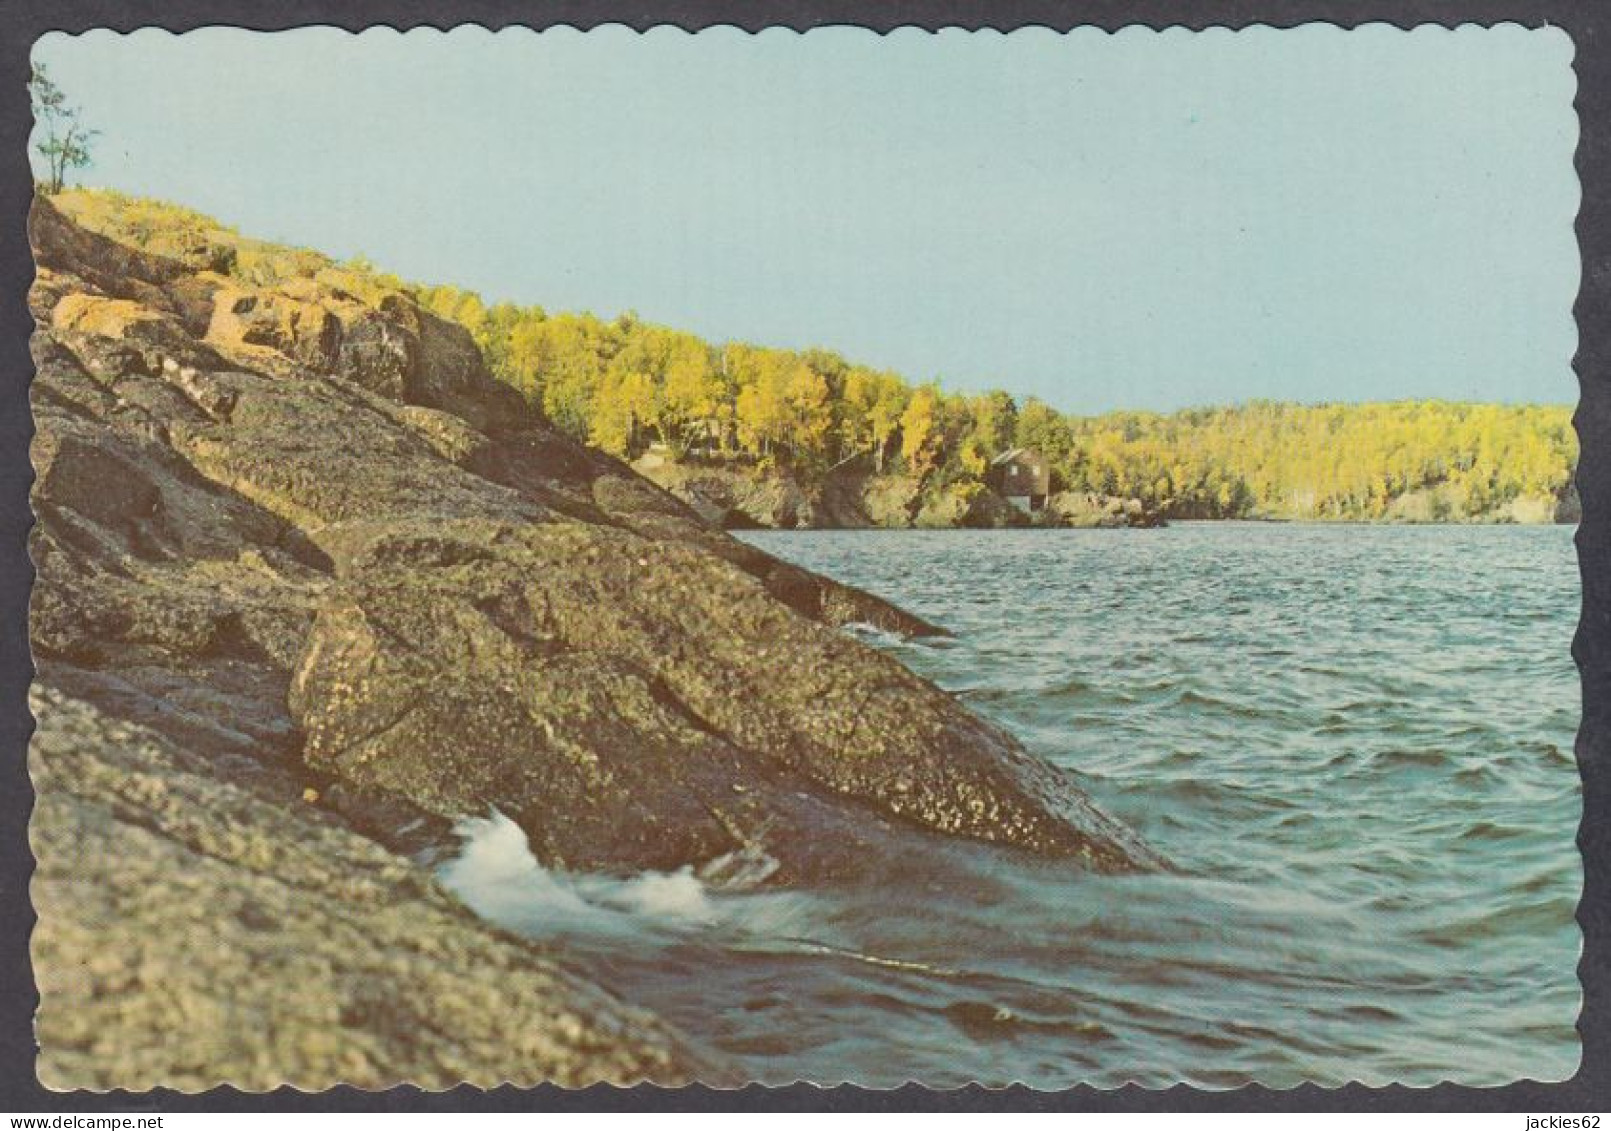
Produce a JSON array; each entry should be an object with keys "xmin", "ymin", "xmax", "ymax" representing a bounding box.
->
[{"xmin": 55, "ymin": 189, "xmax": 1578, "ymax": 523}]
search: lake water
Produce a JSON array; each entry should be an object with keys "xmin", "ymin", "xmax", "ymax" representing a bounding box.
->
[{"xmin": 440, "ymin": 523, "xmax": 1582, "ymax": 1088}]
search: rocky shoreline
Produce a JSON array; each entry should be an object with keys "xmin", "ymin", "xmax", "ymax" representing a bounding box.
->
[
  {"xmin": 631, "ymin": 452, "xmax": 1168, "ymax": 531},
  {"xmin": 631, "ymin": 453, "xmax": 1575, "ymax": 532},
  {"xmin": 27, "ymin": 196, "xmax": 1159, "ymax": 1089}
]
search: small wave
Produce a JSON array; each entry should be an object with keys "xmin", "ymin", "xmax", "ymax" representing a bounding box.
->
[
  {"xmin": 1338, "ymin": 1002, "xmax": 1407, "ymax": 1023},
  {"xmin": 1456, "ymin": 820, "xmax": 1533, "ymax": 843},
  {"xmin": 938, "ymin": 1000, "xmax": 1116, "ymax": 1044},
  {"xmin": 1172, "ymin": 687, "xmax": 1268, "ymax": 719},
  {"xmin": 1452, "ymin": 763, "xmax": 1501, "ymax": 786},
  {"xmin": 840, "ymin": 621, "xmax": 913, "ymax": 648},
  {"xmin": 698, "ymin": 843, "xmax": 782, "ymax": 890},
  {"xmin": 782, "ymin": 936, "xmax": 962, "ymax": 978},
  {"xmin": 1412, "ymin": 895, "xmax": 1579, "ymax": 948},
  {"xmin": 1365, "ymin": 747, "xmax": 1451, "ymax": 771}
]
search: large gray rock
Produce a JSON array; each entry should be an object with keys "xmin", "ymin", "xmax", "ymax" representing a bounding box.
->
[
  {"xmin": 289, "ymin": 518, "xmax": 1155, "ymax": 878},
  {"xmin": 630, "ymin": 455, "xmax": 819, "ymax": 529}
]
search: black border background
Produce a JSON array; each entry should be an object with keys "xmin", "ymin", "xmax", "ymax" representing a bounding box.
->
[{"xmin": 0, "ymin": 0, "xmax": 1605, "ymax": 1113}]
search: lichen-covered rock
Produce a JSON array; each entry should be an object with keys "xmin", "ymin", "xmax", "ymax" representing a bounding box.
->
[
  {"xmin": 30, "ymin": 684, "xmax": 724, "ymax": 1091},
  {"xmin": 859, "ymin": 471, "xmax": 924, "ymax": 527},
  {"xmin": 634, "ymin": 459, "xmax": 1041, "ymax": 532},
  {"xmin": 1556, "ymin": 482, "xmax": 1582, "ymax": 524},
  {"xmin": 205, "ymin": 283, "xmax": 343, "ymax": 372},
  {"xmin": 289, "ymin": 518, "xmax": 1155, "ymax": 877}
]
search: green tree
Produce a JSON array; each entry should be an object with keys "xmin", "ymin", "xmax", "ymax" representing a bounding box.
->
[
  {"xmin": 959, "ymin": 390, "xmax": 1019, "ymax": 477},
  {"xmin": 1015, "ymin": 399, "xmax": 1076, "ymax": 487},
  {"xmin": 30, "ymin": 64, "xmax": 96, "ymax": 195}
]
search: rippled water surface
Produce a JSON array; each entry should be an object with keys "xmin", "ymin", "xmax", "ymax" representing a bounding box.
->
[{"xmin": 442, "ymin": 523, "xmax": 1582, "ymax": 1087}]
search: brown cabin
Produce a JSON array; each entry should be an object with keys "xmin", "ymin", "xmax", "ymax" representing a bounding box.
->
[{"xmin": 989, "ymin": 448, "xmax": 1051, "ymax": 512}]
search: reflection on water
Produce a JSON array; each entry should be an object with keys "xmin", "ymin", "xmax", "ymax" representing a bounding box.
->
[{"xmin": 440, "ymin": 523, "xmax": 1582, "ymax": 1087}]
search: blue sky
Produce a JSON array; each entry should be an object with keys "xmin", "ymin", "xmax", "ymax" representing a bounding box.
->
[{"xmin": 33, "ymin": 25, "xmax": 1579, "ymax": 414}]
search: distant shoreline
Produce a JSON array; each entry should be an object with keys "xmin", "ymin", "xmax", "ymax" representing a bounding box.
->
[
  {"xmin": 53, "ymin": 189, "xmax": 1578, "ymax": 536},
  {"xmin": 737, "ymin": 520, "xmax": 1577, "ymax": 532}
]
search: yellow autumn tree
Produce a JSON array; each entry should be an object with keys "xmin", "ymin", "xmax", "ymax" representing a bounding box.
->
[
  {"xmin": 900, "ymin": 385, "xmax": 942, "ymax": 479},
  {"xmin": 505, "ymin": 315, "xmax": 608, "ymax": 437},
  {"xmin": 732, "ymin": 345, "xmax": 789, "ymax": 458},
  {"xmin": 658, "ymin": 332, "xmax": 722, "ymax": 454},
  {"xmin": 589, "ymin": 368, "xmax": 657, "ymax": 457},
  {"xmin": 782, "ymin": 359, "xmax": 833, "ymax": 467}
]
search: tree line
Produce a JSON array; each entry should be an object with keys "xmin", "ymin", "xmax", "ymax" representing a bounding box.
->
[
  {"xmin": 411, "ymin": 286, "xmax": 1576, "ymax": 520},
  {"xmin": 48, "ymin": 187, "xmax": 1577, "ymax": 523}
]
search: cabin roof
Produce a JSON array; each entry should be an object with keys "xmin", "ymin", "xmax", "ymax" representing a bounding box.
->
[{"xmin": 991, "ymin": 447, "xmax": 1040, "ymax": 466}]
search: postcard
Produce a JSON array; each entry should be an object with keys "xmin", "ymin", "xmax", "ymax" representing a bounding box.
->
[{"xmin": 24, "ymin": 23, "xmax": 1583, "ymax": 1092}]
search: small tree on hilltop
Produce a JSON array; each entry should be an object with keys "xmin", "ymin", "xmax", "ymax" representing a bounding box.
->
[{"xmin": 30, "ymin": 63, "xmax": 97, "ymax": 195}]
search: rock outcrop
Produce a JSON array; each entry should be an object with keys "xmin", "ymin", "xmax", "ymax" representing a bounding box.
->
[
  {"xmin": 631, "ymin": 451, "xmax": 820, "ymax": 529},
  {"xmin": 27, "ymin": 196, "xmax": 1159, "ymax": 1085},
  {"xmin": 913, "ymin": 481, "xmax": 1031, "ymax": 529},
  {"xmin": 1044, "ymin": 491, "xmax": 1167, "ymax": 529},
  {"xmin": 631, "ymin": 456, "xmax": 1168, "ymax": 531},
  {"xmin": 31, "ymin": 683, "xmax": 725, "ymax": 1091}
]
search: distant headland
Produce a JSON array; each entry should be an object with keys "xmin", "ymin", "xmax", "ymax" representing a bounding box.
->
[{"xmin": 54, "ymin": 189, "xmax": 1578, "ymax": 531}]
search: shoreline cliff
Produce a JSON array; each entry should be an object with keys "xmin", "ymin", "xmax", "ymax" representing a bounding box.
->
[
  {"xmin": 630, "ymin": 451, "xmax": 1576, "ymax": 532},
  {"xmin": 26, "ymin": 194, "xmax": 1159, "ymax": 1089}
]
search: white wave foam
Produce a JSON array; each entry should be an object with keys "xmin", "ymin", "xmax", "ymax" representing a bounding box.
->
[
  {"xmin": 588, "ymin": 866, "xmax": 713, "ymax": 921},
  {"xmin": 436, "ymin": 809, "xmax": 595, "ymax": 932},
  {"xmin": 436, "ymin": 809, "xmax": 716, "ymax": 936}
]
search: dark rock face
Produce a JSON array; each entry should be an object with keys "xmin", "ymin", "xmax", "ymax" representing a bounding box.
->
[
  {"xmin": 289, "ymin": 518, "xmax": 1153, "ymax": 877},
  {"xmin": 631, "ymin": 457, "xmax": 1163, "ymax": 532},
  {"xmin": 27, "ymin": 196, "xmax": 1160, "ymax": 1083}
]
